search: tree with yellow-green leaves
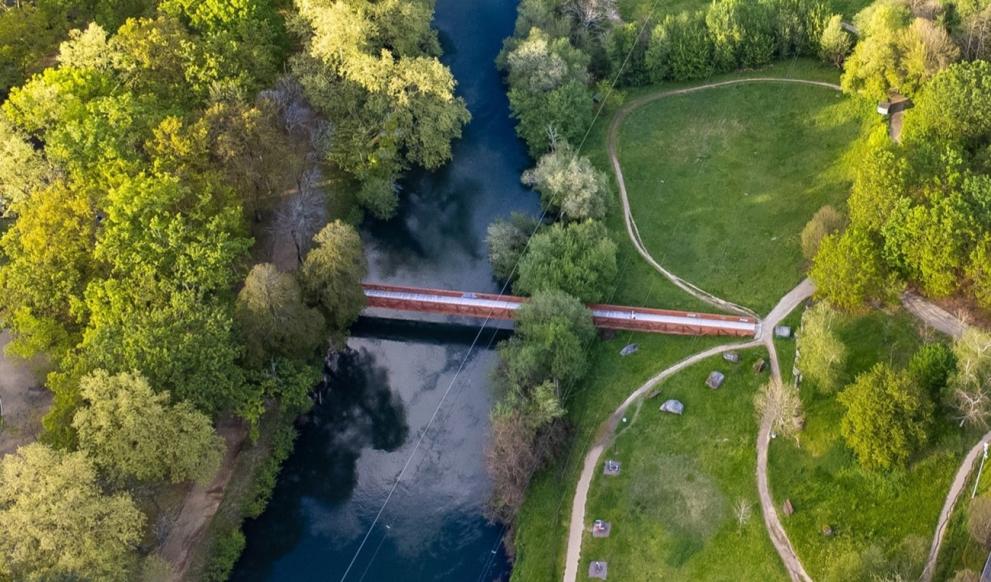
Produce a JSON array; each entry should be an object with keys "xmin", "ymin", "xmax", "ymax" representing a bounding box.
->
[
  {"xmin": 72, "ymin": 370, "xmax": 225, "ymax": 484},
  {"xmin": 0, "ymin": 443, "xmax": 144, "ymax": 581},
  {"xmin": 300, "ymin": 220, "xmax": 368, "ymax": 333}
]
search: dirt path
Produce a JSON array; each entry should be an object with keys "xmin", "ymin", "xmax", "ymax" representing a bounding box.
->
[
  {"xmin": 159, "ymin": 423, "xmax": 248, "ymax": 581},
  {"xmin": 902, "ymin": 291, "xmax": 969, "ymax": 339},
  {"xmin": 0, "ymin": 331, "xmax": 50, "ymax": 457},
  {"xmin": 560, "ymin": 339, "xmax": 759, "ymax": 582},
  {"xmin": 607, "ymin": 77, "xmax": 841, "ymax": 320},
  {"xmin": 561, "ymin": 279, "xmax": 814, "ymax": 582},
  {"xmin": 921, "ymin": 431, "xmax": 991, "ymax": 582},
  {"xmin": 902, "ymin": 295, "xmax": 974, "ymax": 581}
]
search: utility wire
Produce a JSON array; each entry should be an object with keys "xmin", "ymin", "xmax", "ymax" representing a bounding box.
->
[{"xmin": 339, "ymin": 2, "xmax": 667, "ymax": 579}]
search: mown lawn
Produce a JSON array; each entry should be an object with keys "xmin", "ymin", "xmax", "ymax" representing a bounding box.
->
[
  {"xmin": 614, "ymin": 74, "xmax": 872, "ymax": 313},
  {"xmin": 769, "ymin": 308, "xmax": 979, "ymax": 580},
  {"xmin": 511, "ymin": 330, "xmax": 733, "ymax": 581},
  {"xmin": 581, "ymin": 348, "xmax": 786, "ymax": 581}
]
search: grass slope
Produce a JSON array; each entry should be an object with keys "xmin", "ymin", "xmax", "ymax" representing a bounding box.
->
[
  {"xmin": 581, "ymin": 348, "xmax": 786, "ymax": 581},
  {"xmin": 615, "ymin": 76, "xmax": 871, "ymax": 313},
  {"xmin": 511, "ymin": 331, "xmax": 731, "ymax": 581}
]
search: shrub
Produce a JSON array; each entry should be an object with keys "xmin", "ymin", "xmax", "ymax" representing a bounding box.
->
[
  {"xmin": 801, "ymin": 205, "xmax": 845, "ymax": 260},
  {"xmin": 203, "ymin": 529, "xmax": 246, "ymax": 582}
]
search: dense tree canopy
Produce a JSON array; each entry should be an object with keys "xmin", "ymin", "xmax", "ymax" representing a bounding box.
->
[
  {"xmin": 236, "ymin": 263, "xmax": 327, "ymax": 367},
  {"xmin": 291, "ymin": 0, "xmax": 470, "ymax": 217},
  {"xmin": 72, "ymin": 370, "xmax": 224, "ymax": 484},
  {"xmin": 522, "ymin": 141, "xmax": 610, "ymax": 221},
  {"xmin": 838, "ymin": 362, "xmax": 933, "ymax": 470},
  {"xmin": 300, "ymin": 220, "xmax": 367, "ymax": 332},
  {"xmin": 0, "ymin": 444, "xmax": 144, "ymax": 581},
  {"xmin": 515, "ymin": 219, "xmax": 618, "ymax": 303}
]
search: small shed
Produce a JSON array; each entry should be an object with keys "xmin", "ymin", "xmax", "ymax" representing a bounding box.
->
[
  {"xmin": 592, "ymin": 520, "xmax": 612, "ymax": 538},
  {"xmin": 753, "ymin": 358, "xmax": 768, "ymax": 373},
  {"xmin": 774, "ymin": 325, "xmax": 793, "ymax": 339},
  {"xmin": 589, "ymin": 561, "xmax": 608, "ymax": 580},
  {"xmin": 660, "ymin": 399, "xmax": 684, "ymax": 415},
  {"xmin": 723, "ymin": 351, "xmax": 740, "ymax": 363},
  {"xmin": 603, "ymin": 460, "xmax": 621, "ymax": 476},
  {"xmin": 706, "ymin": 371, "xmax": 725, "ymax": 389},
  {"xmin": 620, "ymin": 343, "xmax": 639, "ymax": 357}
]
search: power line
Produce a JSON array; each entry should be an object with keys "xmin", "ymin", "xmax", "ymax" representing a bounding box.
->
[{"xmin": 339, "ymin": 3, "xmax": 667, "ymax": 579}]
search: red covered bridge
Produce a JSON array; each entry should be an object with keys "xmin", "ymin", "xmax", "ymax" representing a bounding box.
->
[{"xmin": 362, "ymin": 283, "xmax": 760, "ymax": 338}]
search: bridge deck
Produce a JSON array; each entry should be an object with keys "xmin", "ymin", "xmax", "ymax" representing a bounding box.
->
[{"xmin": 362, "ymin": 284, "xmax": 759, "ymax": 338}]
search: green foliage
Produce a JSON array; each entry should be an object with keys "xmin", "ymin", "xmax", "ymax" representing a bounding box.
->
[
  {"xmin": 838, "ymin": 362, "xmax": 933, "ymax": 470},
  {"xmin": 203, "ymin": 528, "xmax": 246, "ymax": 582},
  {"xmin": 0, "ymin": 443, "xmax": 144, "ymax": 581},
  {"xmin": 811, "ymin": 227, "xmax": 894, "ymax": 310},
  {"xmin": 603, "ymin": 21, "xmax": 650, "ymax": 87},
  {"xmin": 300, "ymin": 220, "xmax": 367, "ymax": 332},
  {"xmin": 244, "ymin": 422, "xmax": 298, "ymax": 518},
  {"xmin": 706, "ymin": 0, "xmax": 777, "ymax": 70},
  {"xmin": 968, "ymin": 235, "xmax": 991, "ymax": 309},
  {"xmin": 798, "ymin": 301, "xmax": 848, "ymax": 392},
  {"xmin": 72, "ymin": 370, "xmax": 225, "ymax": 484},
  {"xmin": 819, "ymin": 13, "xmax": 853, "ymax": 67},
  {"xmin": 908, "ymin": 342, "xmax": 956, "ymax": 399},
  {"xmin": 292, "ymin": 0, "xmax": 469, "ymax": 217},
  {"xmin": 486, "ymin": 212, "xmax": 541, "ymax": 281},
  {"xmin": 498, "ymin": 289, "xmax": 596, "ymax": 401},
  {"xmin": 881, "ymin": 192, "xmax": 977, "ymax": 298},
  {"xmin": 236, "ymin": 263, "xmax": 327, "ymax": 368},
  {"xmin": 0, "ymin": 117, "xmax": 50, "ymax": 216},
  {"xmin": 905, "ymin": 60, "xmax": 991, "ymax": 147},
  {"xmin": 841, "ymin": 0, "xmax": 959, "ymax": 100},
  {"xmin": 647, "ymin": 11, "xmax": 716, "ymax": 82},
  {"xmin": 521, "ymin": 141, "xmax": 610, "ymax": 221},
  {"xmin": 502, "ymin": 27, "xmax": 594, "ymax": 155},
  {"xmin": 0, "ymin": 5, "xmax": 69, "ymax": 94},
  {"xmin": 515, "ymin": 219, "xmax": 618, "ymax": 303},
  {"xmin": 800, "ymin": 204, "xmax": 845, "ymax": 259}
]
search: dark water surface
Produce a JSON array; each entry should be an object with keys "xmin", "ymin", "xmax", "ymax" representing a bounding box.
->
[{"xmin": 232, "ymin": 0, "xmax": 539, "ymax": 579}]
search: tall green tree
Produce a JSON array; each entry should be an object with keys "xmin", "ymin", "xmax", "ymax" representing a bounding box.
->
[
  {"xmin": 487, "ymin": 212, "xmax": 541, "ymax": 281},
  {"xmin": 300, "ymin": 220, "xmax": 367, "ymax": 332},
  {"xmin": 798, "ymin": 301, "xmax": 848, "ymax": 392},
  {"xmin": 73, "ymin": 370, "xmax": 224, "ymax": 484},
  {"xmin": 521, "ymin": 141, "xmax": 610, "ymax": 221},
  {"xmin": 498, "ymin": 289, "xmax": 596, "ymax": 398},
  {"xmin": 515, "ymin": 219, "xmax": 617, "ymax": 303},
  {"xmin": 0, "ymin": 443, "xmax": 144, "ymax": 581},
  {"xmin": 838, "ymin": 362, "xmax": 933, "ymax": 470},
  {"xmin": 236, "ymin": 263, "xmax": 327, "ymax": 367},
  {"xmin": 811, "ymin": 227, "xmax": 895, "ymax": 310}
]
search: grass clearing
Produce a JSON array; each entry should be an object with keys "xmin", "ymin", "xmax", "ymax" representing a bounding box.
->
[
  {"xmin": 511, "ymin": 330, "xmax": 733, "ymax": 581},
  {"xmin": 769, "ymin": 308, "xmax": 979, "ymax": 579},
  {"xmin": 615, "ymin": 75, "xmax": 872, "ymax": 313},
  {"xmin": 581, "ymin": 348, "xmax": 787, "ymax": 581}
]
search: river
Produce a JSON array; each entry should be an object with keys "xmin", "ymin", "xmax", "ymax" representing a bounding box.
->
[{"xmin": 231, "ymin": 0, "xmax": 539, "ymax": 579}]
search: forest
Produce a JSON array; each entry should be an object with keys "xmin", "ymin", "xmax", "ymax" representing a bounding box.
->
[{"xmin": 0, "ymin": 0, "xmax": 469, "ymax": 579}]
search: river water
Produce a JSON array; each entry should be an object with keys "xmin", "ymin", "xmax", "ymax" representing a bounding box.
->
[{"xmin": 232, "ymin": 0, "xmax": 539, "ymax": 579}]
